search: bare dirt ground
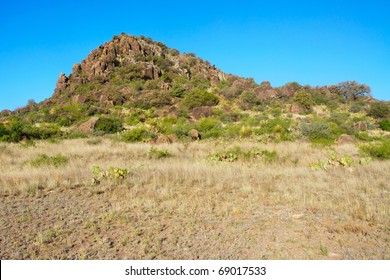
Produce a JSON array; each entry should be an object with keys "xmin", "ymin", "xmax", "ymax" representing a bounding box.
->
[{"xmin": 0, "ymin": 139, "xmax": 389, "ymax": 259}]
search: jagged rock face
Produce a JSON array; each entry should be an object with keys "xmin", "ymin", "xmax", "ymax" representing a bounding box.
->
[
  {"xmin": 255, "ymin": 81, "xmax": 278, "ymax": 100},
  {"xmin": 78, "ymin": 117, "xmax": 100, "ymax": 134},
  {"xmin": 53, "ymin": 34, "xmax": 226, "ymax": 96},
  {"xmin": 54, "ymin": 73, "xmax": 69, "ymax": 95},
  {"xmin": 290, "ymin": 102, "xmax": 306, "ymax": 114}
]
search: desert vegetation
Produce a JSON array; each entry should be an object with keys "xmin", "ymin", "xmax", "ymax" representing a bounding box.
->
[
  {"xmin": 1, "ymin": 33, "xmax": 389, "ymax": 260},
  {"xmin": 0, "ymin": 138, "xmax": 389, "ymax": 259}
]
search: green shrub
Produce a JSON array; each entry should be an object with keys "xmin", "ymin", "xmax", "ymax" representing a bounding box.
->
[
  {"xmin": 312, "ymin": 92, "xmax": 331, "ymax": 106},
  {"xmin": 360, "ymin": 140, "xmax": 390, "ymax": 160},
  {"xmin": 196, "ymin": 117, "xmax": 223, "ymax": 139},
  {"xmin": 355, "ymin": 132, "xmax": 381, "ymax": 142},
  {"xmin": 223, "ymin": 123, "xmax": 241, "ymax": 138},
  {"xmin": 181, "ymin": 88, "xmax": 219, "ymax": 109},
  {"xmin": 293, "ymin": 91, "xmax": 313, "ymax": 111},
  {"xmin": 368, "ymin": 102, "xmax": 389, "ymax": 119},
  {"xmin": 121, "ymin": 127, "xmax": 154, "ymax": 142},
  {"xmin": 239, "ymin": 90, "xmax": 260, "ymax": 110},
  {"xmin": 310, "ymin": 152, "xmax": 360, "ymax": 170},
  {"xmin": 148, "ymin": 147, "xmax": 172, "ymax": 159},
  {"xmin": 208, "ymin": 146, "xmax": 278, "ymax": 163},
  {"xmin": 94, "ymin": 117, "xmax": 123, "ymax": 134},
  {"xmin": 300, "ymin": 121, "xmax": 339, "ymax": 144},
  {"xmin": 29, "ymin": 154, "xmax": 69, "ymax": 167},
  {"xmin": 379, "ymin": 119, "xmax": 390, "ymax": 131},
  {"xmin": 134, "ymin": 91, "xmax": 172, "ymax": 109},
  {"xmin": 5, "ymin": 121, "xmax": 26, "ymax": 142},
  {"xmin": 208, "ymin": 146, "xmax": 241, "ymax": 162},
  {"xmin": 349, "ymin": 102, "xmax": 365, "ymax": 113},
  {"xmin": 254, "ymin": 118, "xmax": 293, "ymax": 141},
  {"xmin": 156, "ymin": 117, "xmax": 177, "ymax": 134},
  {"xmin": 170, "ymin": 84, "xmax": 186, "ymax": 98},
  {"xmin": 169, "ymin": 118, "xmax": 194, "ymax": 139},
  {"xmin": 92, "ymin": 166, "xmax": 128, "ymax": 184},
  {"xmin": 239, "ymin": 126, "xmax": 253, "ymax": 138},
  {"xmin": 0, "ymin": 123, "xmax": 7, "ymax": 140}
]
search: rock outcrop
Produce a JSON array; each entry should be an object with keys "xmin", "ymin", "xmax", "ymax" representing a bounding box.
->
[
  {"xmin": 336, "ymin": 134, "xmax": 355, "ymax": 145},
  {"xmin": 53, "ymin": 34, "xmax": 226, "ymax": 97},
  {"xmin": 78, "ymin": 117, "xmax": 100, "ymax": 134}
]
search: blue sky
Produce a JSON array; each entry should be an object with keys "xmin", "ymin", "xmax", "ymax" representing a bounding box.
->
[{"xmin": 1, "ymin": 0, "xmax": 389, "ymax": 111}]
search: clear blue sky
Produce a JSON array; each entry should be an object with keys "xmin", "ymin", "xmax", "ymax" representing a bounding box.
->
[{"xmin": 1, "ymin": 0, "xmax": 389, "ymax": 111}]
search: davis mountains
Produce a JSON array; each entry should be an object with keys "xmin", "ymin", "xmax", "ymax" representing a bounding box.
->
[
  {"xmin": 0, "ymin": 34, "xmax": 389, "ymax": 260},
  {"xmin": 0, "ymin": 33, "xmax": 388, "ymax": 144}
]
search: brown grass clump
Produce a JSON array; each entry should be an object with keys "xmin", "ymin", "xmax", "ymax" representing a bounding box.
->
[{"xmin": 0, "ymin": 138, "xmax": 389, "ymax": 259}]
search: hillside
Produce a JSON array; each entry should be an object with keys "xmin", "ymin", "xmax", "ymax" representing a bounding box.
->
[
  {"xmin": 0, "ymin": 33, "xmax": 389, "ymax": 146},
  {"xmin": 1, "ymin": 33, "xmax": 390, "ymax": 260}
]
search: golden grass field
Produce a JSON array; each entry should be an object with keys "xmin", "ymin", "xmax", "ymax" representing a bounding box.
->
[{"xmin": 0, "ymin": 138, "xmax": 389, "ymax": 259}]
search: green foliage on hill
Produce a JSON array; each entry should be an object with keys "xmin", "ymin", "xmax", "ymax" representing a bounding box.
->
[
  {"xmin": 181, "ymin": 88, "xmax": 219, "ymax": 109},
  {"xmin": 94, "ymin": 117, "xmax": 123, "ymax": 134},
  {"xmin": 2, "ymin": 33, "xmax": 389, "ymax": 150}
]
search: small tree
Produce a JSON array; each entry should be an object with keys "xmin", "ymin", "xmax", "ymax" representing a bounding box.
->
[
  {"xmin": 293, "ymin": 90, "xmax": 313, "ymax": 111},
  {"xmin": 337, "ymin": 81, "xmax": 371, "ymax": 101}
]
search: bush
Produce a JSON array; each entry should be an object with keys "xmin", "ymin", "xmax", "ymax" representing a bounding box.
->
[
  {"xmin": 169, "ymin": 118, "xmax": 194, "ymax": 139},
  {"xmin": 94, "ymin": 117, "xmax": 123, "ymax": 134},
  {"xmin": 29, "ymin": 154, "xmax": 69, "ymax": 167},
  {"xmin": 196, "ymin": 117, "xmax": 223, "ymax": 139},
  {"xmin": 126, "ymin": 111, "xmax": 144, "ymax": 126},
  {"xmin": 293, "ymin": 91, "xmax": 313, "ymax": 111},
  {"xmin": 170, "ymin": 84, "xmax": 186, "ymax": 98},
  {"xmin": 0, "ymin": 123, "xmax": 7, "ymax": 139},
  {"xmin": 208, "ymin": 146, "xmax": 278, "ymax": 163},
  {"xmin": 239, "ymin": 90, "xmax": 260, "ymax": 110},
  {"xmin": 134, "ymin": 91, "xmax": 172, "ymax": 109},
  {"xmin": 239, "ymin": 126, "xmax": 253, "ymax": 138},
  {"xmin": 300, "ymin": 121, "xmax": 338, "ymax": 144},
  {"xmin": 379, "ymin": 119, "xmax": 390, "ymax": 131},
  {"xmin": 254, "ymin": 118, "xmax": 293, "ymax": 141},
  {"xmin": 156, "ymin": 117, "xmax": 177, "ymax": 134},
  {"xmin": 368, "ymin": 102, "xmax": 389, "ymax": 119},
  {"xmin": 5, "ymin": 121, "xmax": 26, "ymax": 142},
  {"xmin": 181, "ymin": 88, "xmax": 219, "ymax": 109},
  {"xmin": 349, "ymin": 102, "xmax": 365, "ymax": 113},
  {"xmin": 360, "ymin": 140, "xmax": 390, "ymax": 160},
  {"xmin": 91, "ymin": 166, "xmax": 128, "ymax": 184},
  {"xmin": 148, "ymin": 147, "xmax": 172, "ymax": 159},
  {"xmin": 312, "ymin": 92, "xmax": 331, "ymax": 106},
  {"xmin": 121, "ymin": 127, "xmax": 154, "ymax": 142},
  {"xmin": 223, "ymin": 123, "xmax": 241, "ymax": 138}
]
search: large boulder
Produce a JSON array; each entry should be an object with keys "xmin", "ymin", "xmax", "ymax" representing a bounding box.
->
[
  {"xmin": 289, "ymin": 102, "xmax": 306, "ymax": 114},
  {"xmin": 54, "ymin": 72, "xmax": 69, "ymax": 94},
  {"xmin": 354, "ymin": 121, "xmax": 367, "ymax": 131},
  {"xmin": 192, "ymin": 106, "xmax": 213, "ymax": 120},
  {"xmin": 155, "ymin": 134, "xmax": 171, "ymax": 144},
  {"xmin": 336, "ymin": 134, "xmax": 355, "ymax": 145},
  {"xmin": 254, "ymin": 81, "xmax": 278, "ymax": 100},
  {"xmin": 78, "ymin": 117, "xmax": 100, "ymax": 134},
  {"xmin": 154, "ymin": 133, "xmax": 178, "ymax": 144},
  {"xmin": 188, "ymin": 129, "xmax": 201, "ymax": 140}
]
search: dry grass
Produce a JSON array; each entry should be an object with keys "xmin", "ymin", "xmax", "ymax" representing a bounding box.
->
[{"xmin": 0, "ymin": 138, "xmax": 389, "ymax": 259}]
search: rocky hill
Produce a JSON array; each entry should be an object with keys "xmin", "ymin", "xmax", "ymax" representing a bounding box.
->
[
  {"xmin": 0, "ymin": 33, "xmax": 389, "ymax": 144},
  {"xmin": 51, "ymin": 33, "xmax": 226, "ymax": 106}
]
